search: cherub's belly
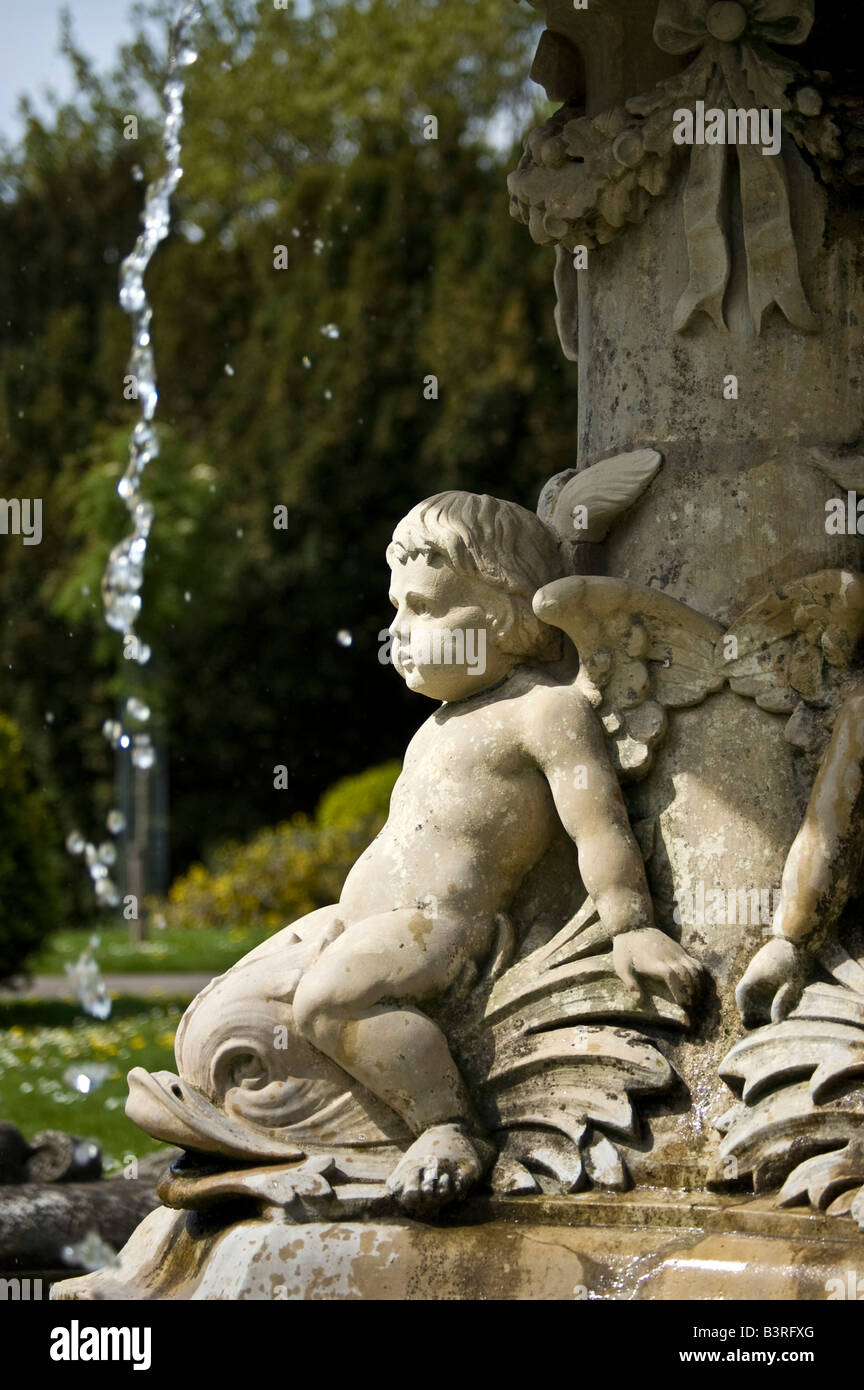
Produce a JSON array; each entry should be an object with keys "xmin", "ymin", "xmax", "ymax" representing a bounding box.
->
[{"xmin": 339, "ymin": 799, "xmax": 554, "ymax": 924}]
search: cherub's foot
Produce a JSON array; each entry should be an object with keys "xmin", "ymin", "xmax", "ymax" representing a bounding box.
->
[{"xmin": 386, "ymin": 1123, "xmax": 492, "ymax": 1218}]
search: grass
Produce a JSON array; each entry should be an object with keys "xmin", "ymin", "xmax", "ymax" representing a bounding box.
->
[
  {"xmin": 0, "ymin": 995, "xmax": 191, "ymax": 1168},
  {"xmin": 3, "ymin": 924, "xmax": 277, "ymax": 1165},
  {"xmin": 30, "ymin": 922, "xmax": 272, "ymax": 975}
]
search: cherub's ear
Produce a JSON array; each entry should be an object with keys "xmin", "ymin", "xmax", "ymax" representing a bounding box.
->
[{"xmin": 538, "ymin": 449, "xmax": 662, "ymax": 546}]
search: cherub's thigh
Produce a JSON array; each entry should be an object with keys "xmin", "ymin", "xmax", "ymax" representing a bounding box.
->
[
  {"xmin": 308, "ymin": 908, "xmax": 483, "ymax": 1010},
  {"xmin": 232, "ymin": 903, "xmax": 343, "ymax": 970}
]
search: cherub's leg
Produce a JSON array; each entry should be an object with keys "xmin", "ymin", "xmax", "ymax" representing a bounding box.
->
[{"xmin": 292, "ymin": 908, "xmax": 494, "ymax": 1213}]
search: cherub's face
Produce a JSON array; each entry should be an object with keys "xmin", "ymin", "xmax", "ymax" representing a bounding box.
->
[{"xmin": 387, "ymin": 551, "xmax": 516, "ymax": 702}]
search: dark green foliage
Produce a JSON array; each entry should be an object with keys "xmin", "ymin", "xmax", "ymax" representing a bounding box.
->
[
  {"xmin": 0, "ymin": 0, "xmax": 577, "ymax": 907},
  {"xmin": 0, "ymin": 712, "xmax": 63, "ymax": 981}
]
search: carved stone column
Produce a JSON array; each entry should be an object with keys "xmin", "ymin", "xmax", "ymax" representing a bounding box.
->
[{"xmin": 511, "ymin": 0, "xmax": 864, "ymax": 1182}]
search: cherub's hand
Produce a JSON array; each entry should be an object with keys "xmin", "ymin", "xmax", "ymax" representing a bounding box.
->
[
  {"xmin": 735, "ymin": 937, "xmax": 812, "ymax": 1027},
  {"xmin": 612, "ymin": 927, "xmax": 702, "ymax": 1007}
]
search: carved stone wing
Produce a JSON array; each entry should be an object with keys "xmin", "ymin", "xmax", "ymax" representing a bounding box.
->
[
  {"xmin": 718, "ymin": 569, "xmax": 864, "ymax": 762},
  {"xmin": 538, "ymin": 448, "xmax": 662, "ymax": 544},
  {"xmin": 720, "ymin": 569, "xmax": 864, "ymax": 711},
  {"xmin": 534, "ymin": 574, "xmax": 725, "ymax": 778}
]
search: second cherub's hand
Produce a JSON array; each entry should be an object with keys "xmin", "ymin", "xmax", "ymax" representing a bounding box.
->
[
  {"xmin": 735, "ymin": 937, "xmax": 812, "ymax": 1027},
  {"xmin": 612, "ymin": 927, "xmax": 703, "ymax": 1007}
]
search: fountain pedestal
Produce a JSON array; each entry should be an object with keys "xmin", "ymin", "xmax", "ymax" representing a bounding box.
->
[{"xmin": 51, "ymin": 1192, "xmax": 864, "ymax": 1301}]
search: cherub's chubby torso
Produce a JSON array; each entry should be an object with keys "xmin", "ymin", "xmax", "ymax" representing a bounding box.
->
[{"xmin": 339, "ymin": 665, "xmax": 569, "ymax": 926}]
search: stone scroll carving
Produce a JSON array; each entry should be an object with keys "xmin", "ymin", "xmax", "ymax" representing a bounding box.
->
[{"xmin": 508, "ymin": 0, "xmax": 859, "ymax": 336}]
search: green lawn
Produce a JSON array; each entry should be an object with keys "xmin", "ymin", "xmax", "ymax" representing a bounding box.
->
[
  {"xmin": 0, "ymin": 995, "xmax": 189, "ymax": 1168},
  {"xmin": 3, "ymin": 924, "xmax": 278, "ymax": 1166},
  {"xmin": 30, "ymin": 923, "xmax": 272, "ymax": 975}
]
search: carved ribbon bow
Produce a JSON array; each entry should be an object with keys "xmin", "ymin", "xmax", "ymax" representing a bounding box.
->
[{"xmin": 654, "ymin": 0, "xmax": 817, "ymax": 332}]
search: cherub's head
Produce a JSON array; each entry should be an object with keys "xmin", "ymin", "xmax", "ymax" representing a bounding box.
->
[{"xmin": 386, "ymin": 491, "xmax": 565, "ymax": 702}]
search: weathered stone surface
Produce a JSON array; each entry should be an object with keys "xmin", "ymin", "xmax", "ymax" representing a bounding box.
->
[{"xmin": 51, "ymin": 1193, "xmax": 863, "ymax": 1301}]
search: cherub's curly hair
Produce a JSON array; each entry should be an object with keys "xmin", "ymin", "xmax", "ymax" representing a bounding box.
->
[{"xmin": 387, "ymin": 491, "xmax": 566, "ymax": 661}]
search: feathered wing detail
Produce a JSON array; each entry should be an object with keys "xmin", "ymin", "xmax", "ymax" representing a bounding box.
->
[
  {"xmin": 538, "ymin": 448, "xmax": 662, "ymax": 545},
  {"xmin": 719, "ymin": 569, "xmax": 864, "ymax": 722},
  {"xmin": 534, "ymin": 574, "xmax": 725, "ymax": 779}
]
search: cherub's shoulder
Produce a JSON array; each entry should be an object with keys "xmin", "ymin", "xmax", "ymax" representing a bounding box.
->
[{"xmin": 519, "ymin": 671, "xmax": 597, "ymax": 733}]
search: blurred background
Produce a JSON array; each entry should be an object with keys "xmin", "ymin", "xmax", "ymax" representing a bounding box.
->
[{"xmin": 0, "ymin": 0, "xmax": 579, "ymax": 1163}]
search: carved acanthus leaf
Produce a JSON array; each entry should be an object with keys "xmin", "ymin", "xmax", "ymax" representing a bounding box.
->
[{"xmin": 717, "ymin": 980, "xmax": 864, "ymax": 1227}]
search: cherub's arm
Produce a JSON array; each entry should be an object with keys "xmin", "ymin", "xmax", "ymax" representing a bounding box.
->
[
  {"xmin": 528, "ymin": 686, "xmax": 702, "ymax": 1005},
  {"xmin": 737, "ymin": 681, "xmax": 864, "ymax": 1024},
  {"xmin": 532, "ymin": 687, "xmax": 653, "ymax": 935}
]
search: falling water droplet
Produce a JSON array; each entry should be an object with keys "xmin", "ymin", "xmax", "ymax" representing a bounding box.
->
[
  {"xmin": 336, "ymin": 630, "xmax": 353, "ymax": 648},
  {"xmin": 61, "ymin": 1232, "xmax": 119, "ymax": 1272},
  {"xmin": 224, "ymin": 363, "xmax": 235, "ymax": 376},
  {"xmin": 125, "ymin": 697, "xmax": 151, "ymax": 723},
  {"xmin": 132, "ymin": 735, "xmax": 155, "ymax": 770},
  {"xmin": 313, "ymin": 238, "xmax": 325, "ymax": 255},
  {"xmin": 66, "ymin": 831, "xmax": 86, "ymax": 856},
  {"xmin": 301, "ymin": 355, "xmax": 312, "ymax": 369},
  {"xmin": 320, "ymin": 323, "xmax": 340, "ymax": 339},
  {"xmin": 133, "ymin": 500, "xmax": 155, "ymax": 535},
  {"xmin": 106, "ymin": 809, "xmax": 126, "ymax": 835},
  {"xmin": 64, "ymin": 1064, "xmax": 113, "ymax": 1095},
  {"xmin": 102, "ymin": 719, "xmax": 123, "ymax": 747}
]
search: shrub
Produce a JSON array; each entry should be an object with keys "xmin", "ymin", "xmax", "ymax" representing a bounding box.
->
[
  {"xmin": 0, "ymin": 711, "xmax": 63, "ymax": 982},
  {"xmin": 315, "ymin": 760, "xmax": 402, "ymax": 829},
  {"xmin": 158, "ymin": 760, "xmax": 401, "ymax": 932}
]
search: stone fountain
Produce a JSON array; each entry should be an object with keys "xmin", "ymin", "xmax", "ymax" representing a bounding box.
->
[{"xmin": 54, "ymin": 0, "xmax": 864, "ymax": 1300}]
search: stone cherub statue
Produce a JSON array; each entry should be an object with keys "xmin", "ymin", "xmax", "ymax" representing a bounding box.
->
[
  {"xmin": 126, "ymin": 451, "xmax": 715, "ymax": 1216},
  {"xmin": 285, "ymin": 485, "xmax": 703, "ymax": 1213},
  {"xmin": 124, "ymin": 457, "xmax": 864, "ymax": 1228}
]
